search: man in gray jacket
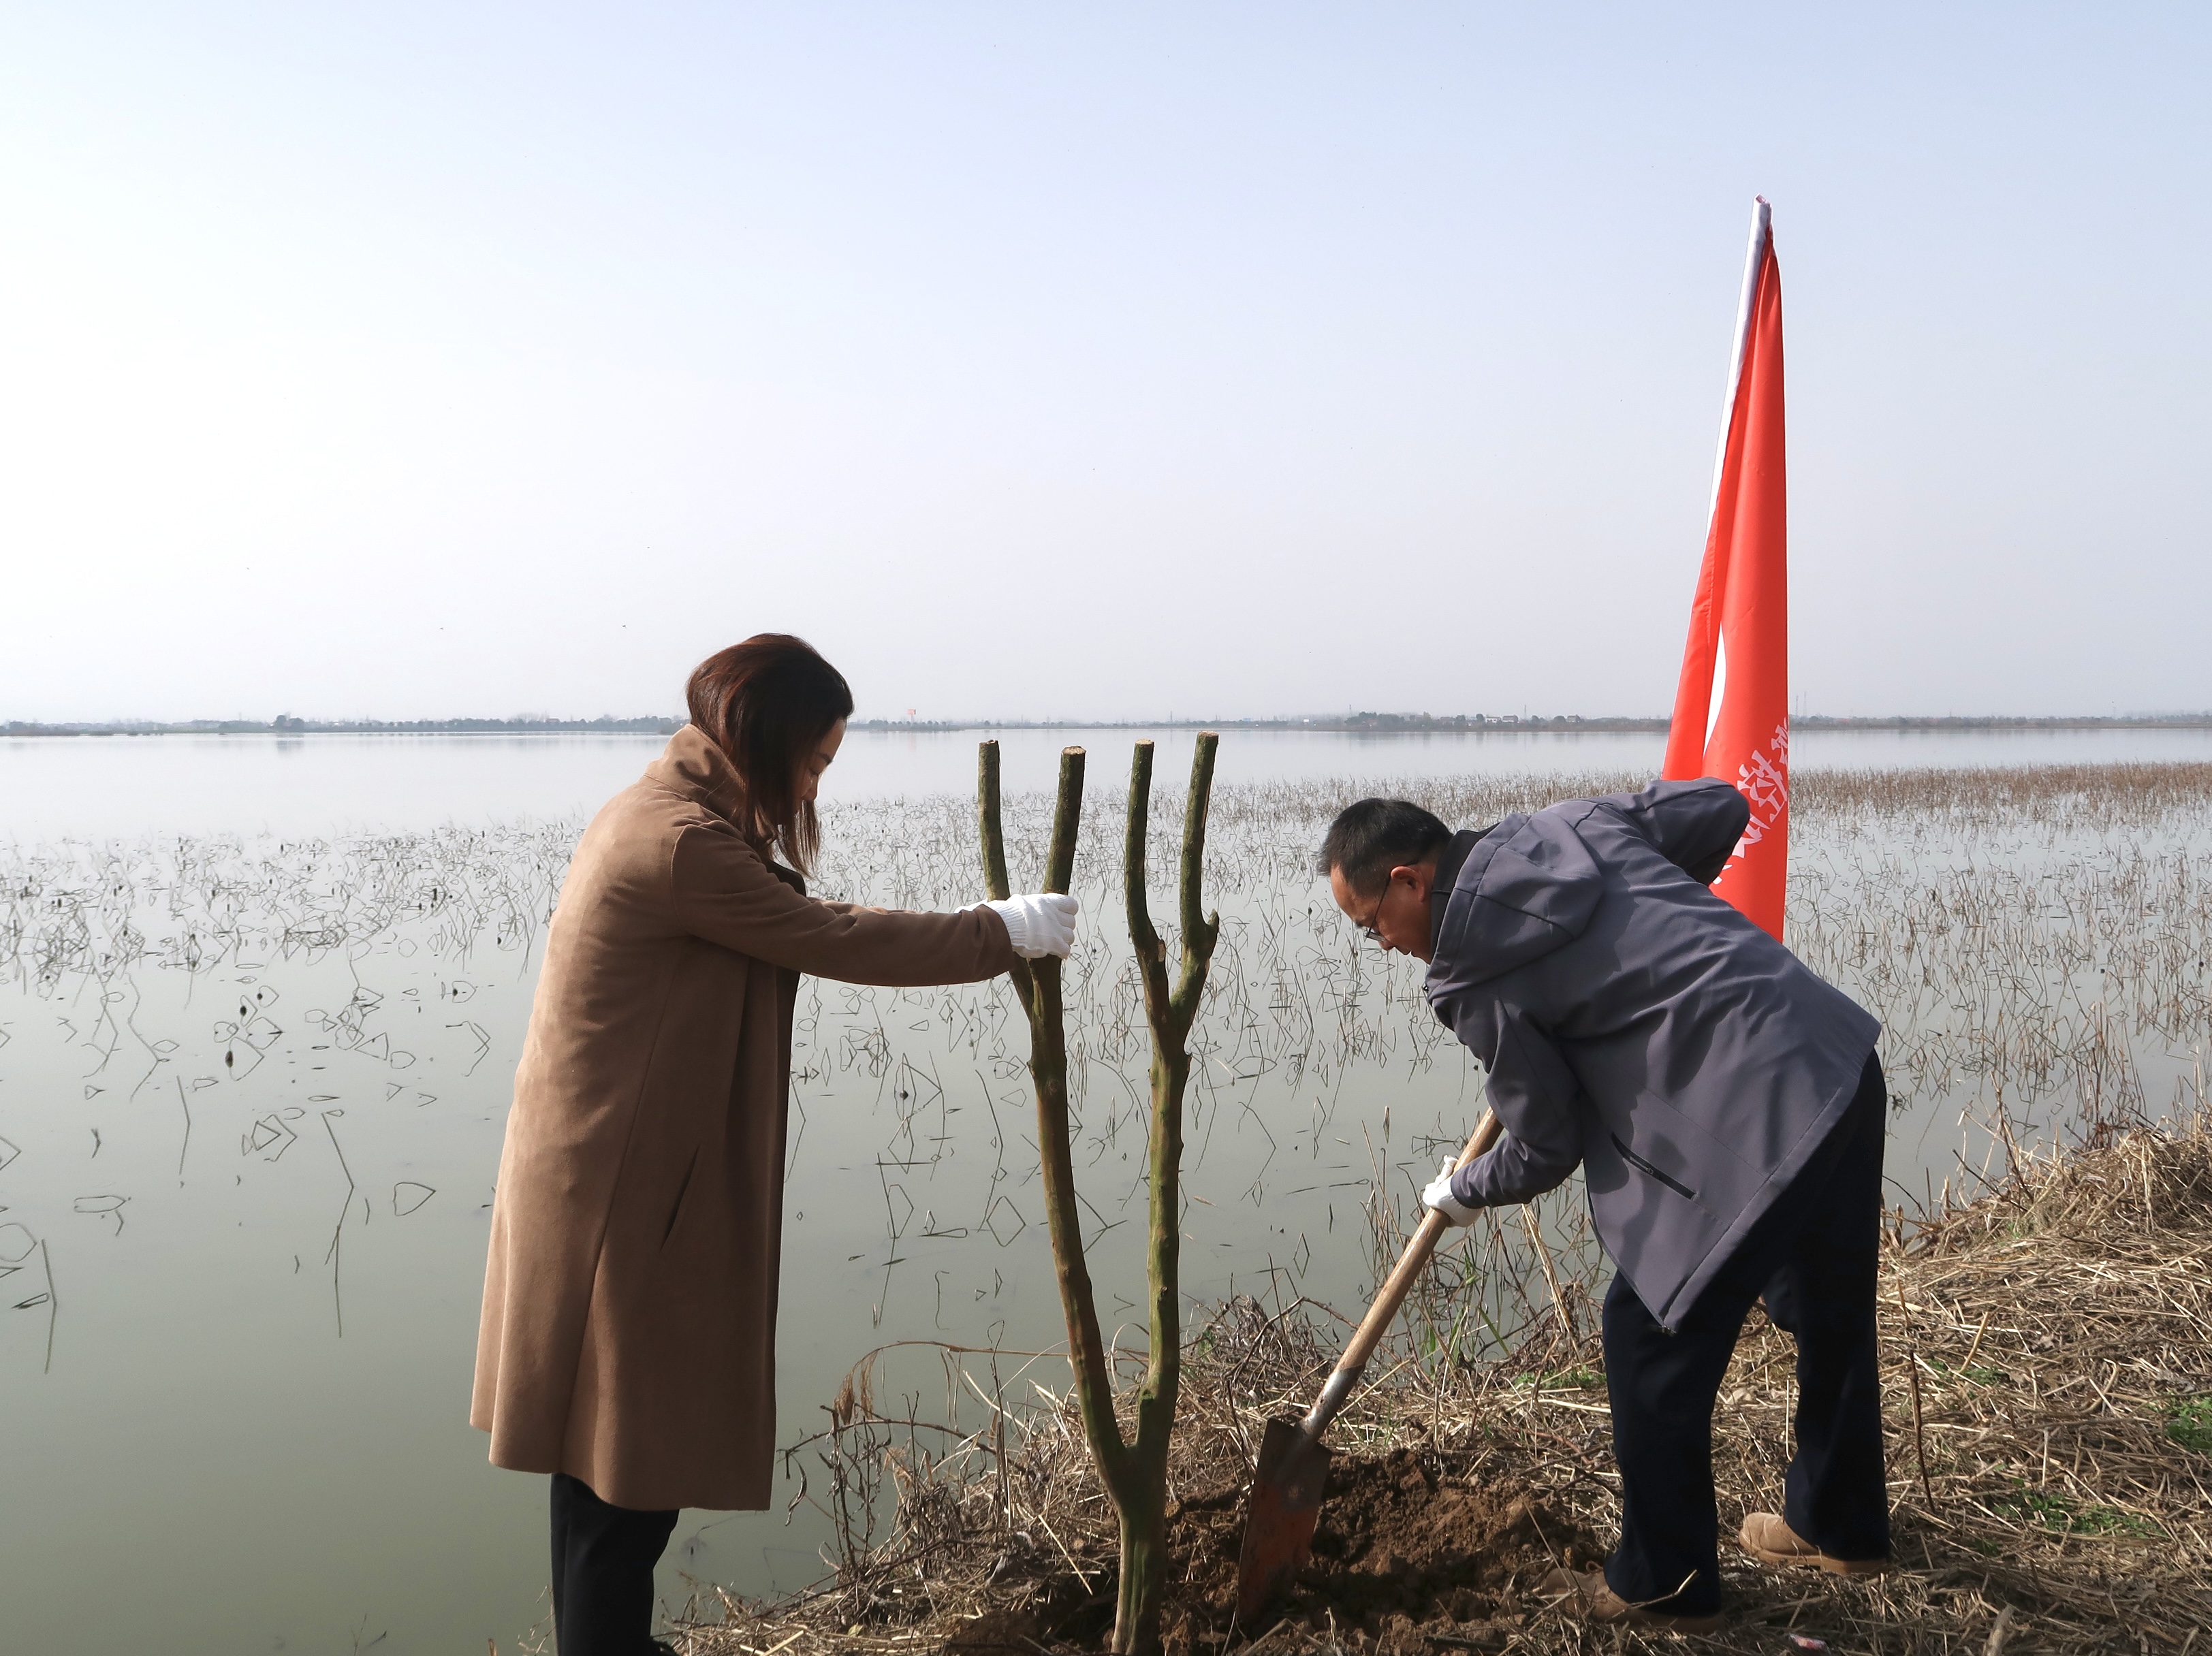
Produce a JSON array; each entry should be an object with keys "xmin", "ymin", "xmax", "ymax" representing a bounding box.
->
[{"xmin": 1320, "ymin": 780, "xmax": 1890, "ymax": 1629}]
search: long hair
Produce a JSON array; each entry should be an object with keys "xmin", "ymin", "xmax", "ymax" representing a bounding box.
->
[{"xmin": 684, "ymin": 635, "xmax": 853, "ymax": 876}]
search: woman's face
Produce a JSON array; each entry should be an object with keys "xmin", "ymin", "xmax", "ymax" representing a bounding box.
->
[{"xmin": 796, "ymin": 719, "xmax": 847, "ymax": 806}]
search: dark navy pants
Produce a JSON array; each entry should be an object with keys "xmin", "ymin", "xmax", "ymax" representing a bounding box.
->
[
  {"xmin": 550, "ymin": 1472, "xmax": 678, "ymax": 1655},
  {"xmin": 1600, "ymin": 1053, "xmax": 1891, "ymax": 1614}
]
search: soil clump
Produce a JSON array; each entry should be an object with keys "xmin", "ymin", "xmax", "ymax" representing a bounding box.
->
[
  {"xmin": 1165, "ymin": 1450, "xmax": 1600, "ymax": 1647},
  {"xmin": 950, "ymin": 1450, "xmax": 1600, "ymax": 1655}
]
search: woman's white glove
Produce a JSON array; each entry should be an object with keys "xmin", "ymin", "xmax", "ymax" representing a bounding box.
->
[
  {"xmin": 1421, "ymin": 1157, "xmax": 1481, "ymax": 1226},
  {"xmin": 983, "ymin": 893, "xmax": 1080, "ymax": 959}
]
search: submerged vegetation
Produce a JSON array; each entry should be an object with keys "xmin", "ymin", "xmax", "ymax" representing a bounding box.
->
[{"xmin": 10, "ymin": 761, "xmax": 2206, "ymax": 1161}]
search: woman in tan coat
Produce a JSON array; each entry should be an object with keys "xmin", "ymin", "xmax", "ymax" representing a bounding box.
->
[{"xmin": 472, "ymin": 635, "xmax": 1075, "ymax": 1656}]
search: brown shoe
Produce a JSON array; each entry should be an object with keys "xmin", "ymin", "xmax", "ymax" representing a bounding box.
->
[
  {"xmin": 1536, "ymin": 1566, "xmax": 1724, "ymax": 1632},
  {"xmin": 1739, "ymin": 1512, "xmax": 1890, "ymax": 1576}
]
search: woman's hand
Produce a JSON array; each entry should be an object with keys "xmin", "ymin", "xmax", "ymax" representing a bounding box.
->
[{"xmin": 983, "ymin": 893, "xmax": 1080, "ymax": 959}]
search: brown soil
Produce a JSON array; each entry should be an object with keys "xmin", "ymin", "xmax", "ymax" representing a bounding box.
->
[{"xmin": 951, "ymin": 1448, "xmax": 1602, "ymax": 1655}]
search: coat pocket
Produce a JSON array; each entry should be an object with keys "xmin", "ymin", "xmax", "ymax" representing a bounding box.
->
[
  {"xmin": 661, "ymin": 1147, "xmax": 701, "ymax": 1249},
  {"xmin": 1611, "ymin": 1131, "xmax": 1703, "ymax": 1207}
]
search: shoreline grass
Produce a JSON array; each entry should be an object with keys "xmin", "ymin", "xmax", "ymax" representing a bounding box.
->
[{"xmin": 660, "ymin": 1113, "xmax": 2212, "ymax": 1654}]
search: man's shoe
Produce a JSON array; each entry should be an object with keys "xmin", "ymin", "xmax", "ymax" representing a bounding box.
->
[
  {"xmin": 1738, "ymin": 1513, "xmax": 1890, "ymax": 1576},
  {"xmin": 1536, "ymin": 1566, "xmax": 1724, "ymax": 1632}
]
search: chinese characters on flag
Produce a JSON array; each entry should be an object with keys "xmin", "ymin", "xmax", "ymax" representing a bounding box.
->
[{"xmin": 1663, "ymin": 199, "xmax": 1790, "ymax": 940}]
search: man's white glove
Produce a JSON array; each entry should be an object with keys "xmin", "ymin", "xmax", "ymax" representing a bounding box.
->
[
  {"xmin": 983, "ymin": 893, "xmax": 1080, "ymax": 959},
  {"xmin": 1421, "ymin": 1157, "xmax": 1481, "ymax": 1226}
]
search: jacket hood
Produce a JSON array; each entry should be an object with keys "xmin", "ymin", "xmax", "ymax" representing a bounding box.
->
[
  {"xmin": 644, "ymin": 724, "xmax": 752, "ymax": 828},
  {"xmin": 1427, "ymin": 806, "xmax": 1604, "ymax": 991}
]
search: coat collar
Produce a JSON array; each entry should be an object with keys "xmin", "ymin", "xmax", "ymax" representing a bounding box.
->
[
  {"xmin": 645, "ymin": 724, "xmax": 752, "ymax": 827},
  {"xmin": 1425, "ymin": 802, "xmax": 1604, "ymax": 994},
  {"xmin": 1427, "ymin": 827, "xmax": 1488, "ymax": 955}
]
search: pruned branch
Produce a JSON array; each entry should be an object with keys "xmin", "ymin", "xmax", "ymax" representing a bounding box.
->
[{"xmin": 976, "ymin": 739, "xmax": 1036, "ymax": 1021}]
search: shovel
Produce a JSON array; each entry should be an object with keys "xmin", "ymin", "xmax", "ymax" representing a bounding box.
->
[{"xmin": 1233, "ymin": 1109, "xmax": 1504, "ymax": 1623}]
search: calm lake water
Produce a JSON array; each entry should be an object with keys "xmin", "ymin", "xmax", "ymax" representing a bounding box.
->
[
  {"xmin": 3, "ymin": 726, "xmax": 2207, "ymax": 1654},
  {"xmin": 9, "ymin": 723, "xmax": 2212, "ymax": 840}
]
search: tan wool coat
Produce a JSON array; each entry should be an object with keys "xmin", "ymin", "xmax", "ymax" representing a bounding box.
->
[{"xmin": 471, "ymin": 726, "xmax": 1015, "ymax": 1511}]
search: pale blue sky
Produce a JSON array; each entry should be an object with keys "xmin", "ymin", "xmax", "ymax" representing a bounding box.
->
[{"xmin": 3, "ymin": 5, "xmax": 2205, "ymax": 721}]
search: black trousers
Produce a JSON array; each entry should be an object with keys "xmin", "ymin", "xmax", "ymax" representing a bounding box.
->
[
  {"xmin": 1600, "ymin": 1053, "xmax": 1891, "ymax": 1615},
  {"xmin": 550, "ymin": 1472, "xmax": 678, "ymax": 1656}
]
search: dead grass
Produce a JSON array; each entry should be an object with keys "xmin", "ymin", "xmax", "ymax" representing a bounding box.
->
[{"xmin": 663, "ymin": 1119, "xmax": 2212, "ymax": 1654}]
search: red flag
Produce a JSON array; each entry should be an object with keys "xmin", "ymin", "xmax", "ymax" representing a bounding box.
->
[{"xmin": 1663, "ymin": 197, "xmax": 1789, "ymax": 940}]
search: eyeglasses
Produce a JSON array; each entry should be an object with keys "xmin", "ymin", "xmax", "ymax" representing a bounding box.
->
[{"xmin": 1357, "ymin": 882, "xmax": 1391, "ymax": 944}]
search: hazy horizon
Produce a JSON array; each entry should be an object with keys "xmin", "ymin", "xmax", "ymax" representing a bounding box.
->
[
  {"xmin": 5, "ymin": 6, "xmax": 2206, "ymax": 725},
  {"xmin": 13, "ymin": 705, "xmax": 2212, "ymax": 729}
]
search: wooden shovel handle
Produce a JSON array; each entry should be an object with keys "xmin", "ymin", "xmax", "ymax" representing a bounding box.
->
[{"xmin": 1336, "ymin": 1110, "xmax": 1503, "ymax": 1375}]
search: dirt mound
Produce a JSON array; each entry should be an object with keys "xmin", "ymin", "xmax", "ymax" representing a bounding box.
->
[
  {"xmin": 958, "ymin": 1448, "xmax": 1603, "ymax": 1653},
  {"xmin": 1164, "ymin": 1448, "xmax": 1602, "ymax": 1645}
]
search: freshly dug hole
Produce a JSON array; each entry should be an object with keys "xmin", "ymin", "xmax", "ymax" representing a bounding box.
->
[{"xmin": 956, "ymin": 1452, "xmax": 1600, "ymax": 1654}]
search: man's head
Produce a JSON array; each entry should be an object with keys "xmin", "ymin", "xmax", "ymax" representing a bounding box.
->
[{"xmin": 1317, "ymin": 798, "xmax": 1451, "ymax": 960}]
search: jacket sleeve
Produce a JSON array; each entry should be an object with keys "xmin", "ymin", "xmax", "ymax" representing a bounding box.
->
[
  {"xmin": 1444, "ymin": 1004, "xmax": 1585, "ymax": 1207},
  {"xmin": 669, "ymin": 823, "xmax": 1019, "ymax": 986},
  {"xmin": 1607, "ymin": 778, "xmax": 1750, "ymax": 886}
]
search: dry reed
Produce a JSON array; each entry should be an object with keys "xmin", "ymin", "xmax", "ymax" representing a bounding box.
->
[{"xmin": 662, "ymin": 1117, "xmax": 2212, "ymax": 1653}]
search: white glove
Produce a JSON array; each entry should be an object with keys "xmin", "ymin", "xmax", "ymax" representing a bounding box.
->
[
  {"xmin": 1421, "ymin": 1157, "xmax": 1481, "ymax": 1226},
  {"xmin": 983, "ymin": 893, "xmax": 1080, "ymax": 959}
]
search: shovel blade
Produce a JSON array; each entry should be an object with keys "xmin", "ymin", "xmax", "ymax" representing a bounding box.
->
[{"xmin": 1235, "ymin": 1416, "xmax": 1334, "ymax": 1623}]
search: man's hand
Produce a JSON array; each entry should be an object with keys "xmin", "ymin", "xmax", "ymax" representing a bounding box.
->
[
  {"xmin": 983, "ymin": 893, "xmax": 1080, "ymax": 959},
  {"xmin": 1421, "ymin": 1157, "xmax": 1481, "ymax": 1226}
]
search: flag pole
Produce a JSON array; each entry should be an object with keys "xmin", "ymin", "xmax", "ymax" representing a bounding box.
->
[{"xmin": 1705, "ymin": 197, "xmax": 1773, "ymax": 523}]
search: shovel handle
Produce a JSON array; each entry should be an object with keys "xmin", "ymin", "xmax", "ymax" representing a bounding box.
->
[{"xmin": 1299, "ymin": 1110, "xmax": 1503, "ymax": 1436}]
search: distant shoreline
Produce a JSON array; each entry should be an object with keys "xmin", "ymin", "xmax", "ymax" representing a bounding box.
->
[{"xmin": 7, "ymin": 713, "xmax": 2211, "ymax": 738}]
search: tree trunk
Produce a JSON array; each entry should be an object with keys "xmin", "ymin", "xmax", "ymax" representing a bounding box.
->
[
  {"xmin": 978, "ymin": 735, "xmax": 1218, "ymax": 1656},
  {"xmin": 1113, "ymin": 1480, "xmax": 1171, "ymax": 1655},
  {"xmin": 1109, "ymin": 733, "xmax": 1217, "ymax": 1655}
]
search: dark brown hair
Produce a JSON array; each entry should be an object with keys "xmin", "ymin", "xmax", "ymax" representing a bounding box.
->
[{"xmin": 685, "ymin": 635, "xmax": 853, "ymax": 876}]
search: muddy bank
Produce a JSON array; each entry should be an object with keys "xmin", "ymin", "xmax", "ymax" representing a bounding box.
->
[
  {"xmin": 1166, "ymin": 1450, "xmax": 1602, "ymax": 1645},
  {"xmin": 947, "ymin": 1452, "xmax": 1600, "ymax": 1655},
  {"xmin": 679, "ymin": 1122, "xmax": 2212, "ymax": 1655}
]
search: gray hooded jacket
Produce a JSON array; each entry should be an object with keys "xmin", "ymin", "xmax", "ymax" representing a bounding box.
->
[{"xmin": 1429, "ymin": 778, "xmax": 1880, "ymax": 1329}]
